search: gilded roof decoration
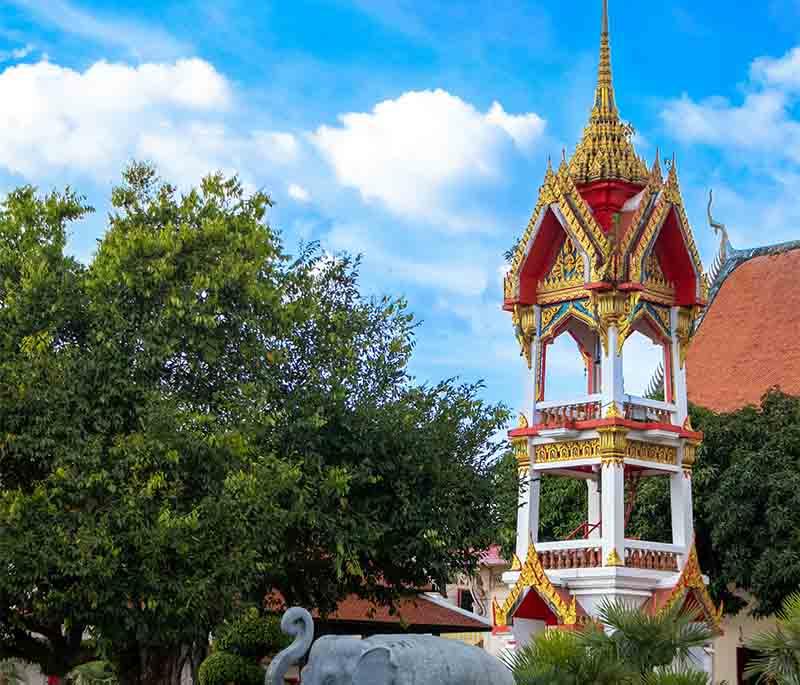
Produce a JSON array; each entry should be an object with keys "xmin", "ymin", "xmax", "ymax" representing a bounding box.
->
[
  {"xmin": 494, "ymin": 541, "xmax": 578, "ymax": 628},
  {"xmin": 540, "ymin": 300, "xmax": 597, "ymax": 341},
  {"xmin": 504, "ymin": 164, "xmax": 610, "ymax": 303},
  {"xmin": 627, "ymin": 164, "xmax": 706, "ymax": 294},
  {"xmin": 538, "ymin": 237, "xmax": 585, "ymax": 296},
  {"xmin": 503, "ymin": 1, "xmax": 707, "ymax": 322},
  {"xmin": 567, "ymin": 0, "xmax": 648, "ymax": 185},
  {"xmin": 656, "ymin": 543, "xmax": 723, "ymax": 634}
]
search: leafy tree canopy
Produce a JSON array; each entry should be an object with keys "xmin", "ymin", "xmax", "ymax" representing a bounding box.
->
[{"xmin": 0, "ymin": 165, "xmax": 509, "ymax": 684}]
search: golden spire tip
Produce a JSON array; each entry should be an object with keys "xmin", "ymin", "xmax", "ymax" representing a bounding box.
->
[{"xmin": 595, "ymin": 0, "xmax": 616, "ymax": 114}]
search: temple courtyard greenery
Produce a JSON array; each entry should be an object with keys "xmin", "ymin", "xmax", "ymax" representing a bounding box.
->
[
  {"xmin": 0, "ymin": 165, "xmax": 510, "ymax": 685},
  {"xmin": 1, "ymin": 165, "xmax": 799, "ymax": 684}
]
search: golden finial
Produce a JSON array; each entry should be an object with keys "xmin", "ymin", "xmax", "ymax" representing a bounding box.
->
[
  {"xmin": 566, "ymin": 0, "xmax": 649, "ymax": 185},
  {"xmin": 595, "ymin": 0, "xmax": 616, "ymax": 114}
]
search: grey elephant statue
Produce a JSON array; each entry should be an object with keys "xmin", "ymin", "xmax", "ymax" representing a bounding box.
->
[{"xmin": 266, "ymin": 606, "xmax": 514, "ymax": 685}]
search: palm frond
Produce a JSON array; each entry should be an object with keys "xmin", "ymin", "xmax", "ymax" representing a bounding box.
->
[
  {"xmin": 745, "ymin": 592, "xmax": 800, "ymax": 684},
  {"xmin": 642, "ymin": 666, "xmax": 710, "ymax": 685}
]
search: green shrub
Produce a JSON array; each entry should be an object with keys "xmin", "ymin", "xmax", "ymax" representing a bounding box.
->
[
  {"xmin": 215, "ymin": 609, "xmax": 291, "ymax": 658},
  {"xmin": 197, "ymin": 652, "xmax": 264, "ymax": 685}
]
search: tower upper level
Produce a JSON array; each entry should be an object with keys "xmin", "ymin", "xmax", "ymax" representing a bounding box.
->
[{"xmin": 503, "ymin": 0, "xmax": 708, "ymax": 320}]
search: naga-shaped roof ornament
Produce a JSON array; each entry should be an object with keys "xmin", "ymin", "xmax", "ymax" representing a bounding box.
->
[{"xmin": 568, "ymin": 0, "xmax": 649, "ymax": 186}]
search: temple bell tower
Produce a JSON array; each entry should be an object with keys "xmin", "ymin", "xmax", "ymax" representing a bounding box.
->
[{"xmin": 493, "ymin": 0, "xmax": 722, "ymax": 645}]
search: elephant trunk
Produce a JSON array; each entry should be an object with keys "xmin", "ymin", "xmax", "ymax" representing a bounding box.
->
[{"xmin": 266, "ymin": 608, "xmax": 315, "ymax": 685}]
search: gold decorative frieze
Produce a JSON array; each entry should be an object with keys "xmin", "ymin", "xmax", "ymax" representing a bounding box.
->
[
  {"xmin": 598, "ymin": 422, "xmax": 628, "ymax": 465},
  {"xmin": 626, "ymin": 440, "xmax": 677, "ymax": 466},
  {"xmin": 513, "ymin": 437, "xmax": 530, "ymax": 472},
  {"xmin": 605, "ymin": 549, "xmax": 625, "ymax": 567},
  {"xmin": 535, "ymin": 439, "xmax": 600, "ymax": 464},
  {"xmin": 682, "ymin": 441, "xmax": 699, "ymax": 475}
]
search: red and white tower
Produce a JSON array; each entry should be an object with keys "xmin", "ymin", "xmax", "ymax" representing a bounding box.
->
[{"xmin": 493, "ymin": 0, "xmax": 722, "ymax": 648}]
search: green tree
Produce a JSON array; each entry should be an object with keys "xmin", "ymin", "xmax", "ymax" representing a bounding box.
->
[
  {"xmin": 0, "ymin": 166, "xmax": 509, "ymax": 685},
  {"xmin": 745, "ymin": 591, "xmax": 800, "ymax": 684}
]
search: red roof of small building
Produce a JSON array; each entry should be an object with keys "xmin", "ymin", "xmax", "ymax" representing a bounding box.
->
[
  {"xmin": 326, "ymin": 593, "xmax": 490, "ymax": 631},
  {"xmin": 687, "ymin": 245, "xmax": 800, "ymax": 412},
  {"xmin": 265, "ymin": 591, "xmax": 490, "ymax": 632},
  {"xmin": 479, "ymin": 545, "xmax": 508, "ymax": 567}
]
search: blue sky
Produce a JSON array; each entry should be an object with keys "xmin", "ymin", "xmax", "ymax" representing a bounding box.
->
[{"xmin": 2, "ymin": 0, "xmax": 800, "ymax": 418}]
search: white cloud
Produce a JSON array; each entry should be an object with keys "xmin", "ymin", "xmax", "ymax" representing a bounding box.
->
[
  {"xmin": 326, "ymin": 223, "xmax": 490, "ymax": 297},
  {"xmin": 255, "ymin": 132, "xmax": 299, "ymax": 164},
  {"xmin": 311, "ymin": 89, "xmax": 546, "ymax": 228},
  {"xmin": 0, "ymin": 44, "xmax": 34, "ymax": 63},
  {"xmin": 662, "ymin": 45, "xmax": 800, "ymax": 163},
  {"xmin": 751, "ymin": 47, "xmax": 800, "ymax": 90},
  {"xmin": 8, "ymin": 0, "xmax": 189, "ymax": 59},
  {"xmin": 288, "ymin": 183, "xmax": 311, "ymax": 202},
  {"xmin": 662, "ymin": 91, "xmax": 800, "ymax": 158},
  {"xmin": 0, "ymin": 58, "xmax": 298, "ymax": 186},
  {"xmin": 485, "ymin": 102, "xmax": 546, "ymax": 150}
]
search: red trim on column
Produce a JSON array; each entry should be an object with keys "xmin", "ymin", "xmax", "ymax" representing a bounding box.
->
[
  {"xmin": 538, "ymin": 342, "xmax": 548, "ymax": 402},
  {"xmin": 664, "ymin": 342, "xmax": 674, "ymax": 404}
]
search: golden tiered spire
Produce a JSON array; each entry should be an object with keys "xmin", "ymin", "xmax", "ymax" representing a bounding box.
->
[
  {"xmin": 568, "ymin": 0, "xmax": 649, "ymax": 185},
  {"xmin": 595, "ymin": 0, "xmax": 615, "ymax": 113}
]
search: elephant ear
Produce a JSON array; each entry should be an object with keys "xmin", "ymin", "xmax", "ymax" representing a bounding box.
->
[{"xmin": 353, "ymin": 646, "xmax": 397, "ymax": 685}]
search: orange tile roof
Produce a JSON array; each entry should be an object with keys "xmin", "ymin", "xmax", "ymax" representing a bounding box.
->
[
  {"xmin": 688, "ymin": 246, "xmax": 800, "ymax": 412},
  {"xmin": 265, "ymin": 591, "xmax": 489, "ymax": 632},
  {"xmin": 326, "ymin": 593, "xmax": 490, "ymax": 631}
]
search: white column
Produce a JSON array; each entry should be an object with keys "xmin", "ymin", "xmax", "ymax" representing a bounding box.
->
[
  {"xmin": 671, "ymin": 307, "xmax": 689, "ymax": 425},
  {"xmin": 670, "ymin": 448, "xmax": 695, "ymax": 553},
  {"xmin": 529, "ymin": 471, "xmax": 541, "ymax": 544},
  {"xmin": 587, "ymin": 477, "xmax": 601, "ymax": 538},
  {"xmin": 515, "ymin": 467, "xmax": 531, "ymax": 562},
  {"xmin": 601, "ymin": 325, "xmax": 625, "ymax": 411},
  {"xmin": 522, "ymin": 340, "xmax": 535, "ymax": 426},
  {"xmin": 601, "ymin": 462, "xmax": 625, "ymax": 563}
]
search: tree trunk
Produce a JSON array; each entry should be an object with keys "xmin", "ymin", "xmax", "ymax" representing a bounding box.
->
[{"xmin": 117, "ymin": 643, "xmax": 198, "ymax": 685}]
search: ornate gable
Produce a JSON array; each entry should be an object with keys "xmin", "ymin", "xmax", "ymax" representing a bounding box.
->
[
  {"xmin": 625, "ymin": 164, "xmax": 708, "ymax": 306},
  {"xmin": 504, "ymin": 164, "xmax": 611, "ymax": 309}
]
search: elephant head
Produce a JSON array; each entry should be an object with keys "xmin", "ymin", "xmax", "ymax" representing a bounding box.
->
[{"xmin": 299, "ymin": 636, "xmax": 367, "ymax": 685}]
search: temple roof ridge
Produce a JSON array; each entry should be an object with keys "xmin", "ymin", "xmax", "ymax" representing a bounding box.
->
[{"xmin": 699, "ymin": 189, "xmax": 800, "ymax": 328}]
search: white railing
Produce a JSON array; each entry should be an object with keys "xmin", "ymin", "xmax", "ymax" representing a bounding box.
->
[
  {"xmin": 536, "ymin": 540, "xmax": 600, "ymax": 552},
  {"xmin": 536, "ymin": 543, "xmax": 603, "ymax": 570},
  {"xmin": 536, "ymin": 395, "xmax": 602, "ymax": 425},
  {"xmin": 624, "ymin": 540, "xmax": 683, "ymax": 571},
  {"xmin": 624, "ymin": 395, "xmax": 677, "ymax": 425}
]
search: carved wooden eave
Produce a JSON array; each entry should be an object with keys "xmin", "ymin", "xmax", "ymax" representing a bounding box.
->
[
  {"xmin": 652, "ymin": 543, "xmax": 724, "ymax": 636},
  {"xmin": 624, "ymin": 163, "xmax": 708, "ymax": 305},
  {"xmin": 504, "ymin": 164, "xmax": 611, "ymax": 309},
  {"xmin": 493, "ymin": 541, "xmax": 580, "ymax": 628}
]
